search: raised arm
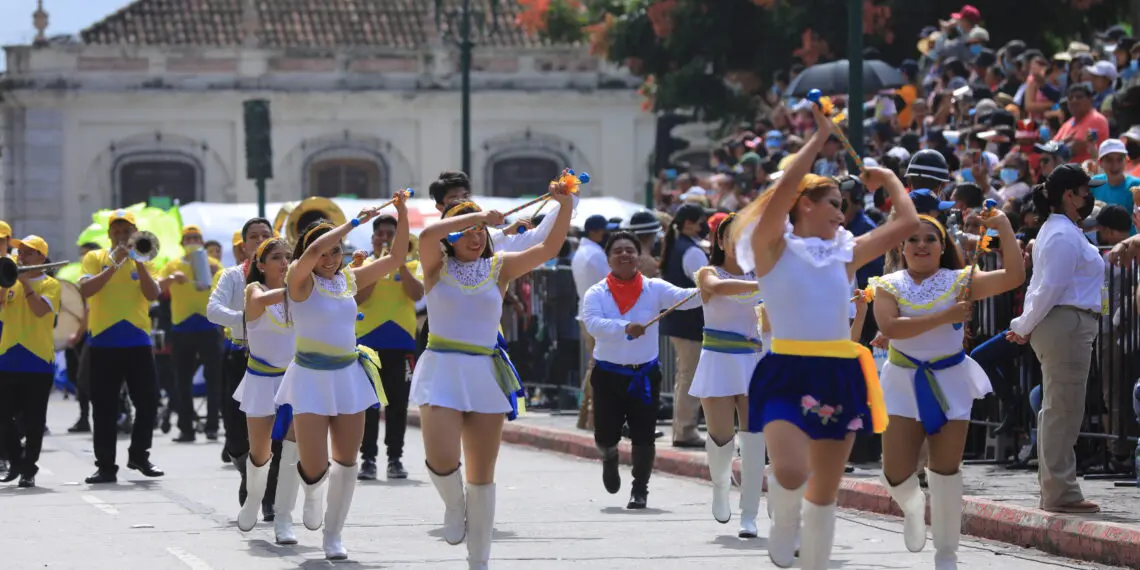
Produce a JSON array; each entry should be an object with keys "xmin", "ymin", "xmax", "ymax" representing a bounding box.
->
[
  {"xmin": 287, "ymin": 207, "xmax": 381, "ymax": 301},
  {"xmin": 499, "ymin": 186, "xmax": 574, "ymax": 283},
  {"xmin": 496, "ymin": 197, "xmax": 576, "ymax": 253},
  {"xmin": 79, "ymin": 250, "xmax": 122, "ymax": 298},
  {"xmin": 352, "ymin": 194, "xmax": 411, "ymax": 289},
  {"xmin": 245, "ymin": 284, "xmax": 285, "ymax": 321},
  {"xmin": 419, "ymin": 210, "xmax": 504, "ymax": 279},
  {"xmin": 850, "ymin": 168, "xmax": 919, "ymax": 272},
  {"xmin": 135, "ymin": 259, "xmax": 161, "ymax": 302},
  {"xmin": 965, "ymin": 211, "xmax": 1026, "ymax": 300}
]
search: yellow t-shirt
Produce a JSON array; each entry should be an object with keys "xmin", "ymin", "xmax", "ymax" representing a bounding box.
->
[
  {"xmin": 81, "ymin": 249, "xmax": 156, "ymax": 348},
  {"xmin": 355, "ymin": 259, "xmax": 421, "ymax": 351},
  {"xmin": 160, "ymin": 256, "xmax": 223, "ymax": 332},
  {"xmin": 0, "ymin": 275, "xmax": 62, "ymax": 373}
]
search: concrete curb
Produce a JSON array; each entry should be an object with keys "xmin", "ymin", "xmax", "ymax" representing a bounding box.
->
[{"xmin": 406, "ymin": 410, "xmax": 1140, "ymax": 568}]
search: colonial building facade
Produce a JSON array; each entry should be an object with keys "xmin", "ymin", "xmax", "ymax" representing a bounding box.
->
[{"xmin": 1, "ymin": 0, "xmax": 652, "ymax": 248}]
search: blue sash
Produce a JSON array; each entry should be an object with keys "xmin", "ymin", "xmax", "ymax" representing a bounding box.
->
[
  {"xmin": 888, "ymin": 347, "xmax": 966, "ymax": 435},
  {"xmin": 595, "ymin": 359, "xmax": 660, "ymax": 405}
]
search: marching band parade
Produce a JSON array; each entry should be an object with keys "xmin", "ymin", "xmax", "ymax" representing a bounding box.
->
[{"xmin": 7, "ymin": 3, "xmax": 1140, "ymax": 570}]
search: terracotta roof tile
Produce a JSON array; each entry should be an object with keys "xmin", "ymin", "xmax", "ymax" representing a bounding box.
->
[{"xmin": 80, "ymin": 0, "xmax": 544, "ymax": 49}]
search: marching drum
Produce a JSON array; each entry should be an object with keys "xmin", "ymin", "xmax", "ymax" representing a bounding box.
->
[{"xmin": 54, "ymin": 281, "xmax": 86, "ymax": 351}]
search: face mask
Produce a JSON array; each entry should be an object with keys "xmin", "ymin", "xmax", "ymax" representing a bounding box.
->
[
  {"xmin": 969, "ymin": 44, "xmax": 983, "ymax": 57},
  {"xmin": 1000, "ymin": 168, "xmax": 1019, "ymax": 185},
  {"xmin": 1077, "ymin": 192, "xmax": 1095, "ymax": 220},
  {"xmin": 960, "ymin": 169, "xmax": 975, "ymax": 183}
]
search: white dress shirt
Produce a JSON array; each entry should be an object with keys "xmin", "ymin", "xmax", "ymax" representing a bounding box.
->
[
  {"xmin": 571, "ymin": 238, "xmax": 609, "ymax": 299},
  {"xmin": 1010, "ymin": 213, "xmax": 1105, "ymax": 337},
  {"xmin": 680, "ymin": 238, "xmax": 708, "ymax": 280},
  {"xmin": 580, "ymin": 277, "xmax": 701, "ymax": 365},
  {"xmin": 489, "ymin": 197, "xmax": 574, "ymax": 254},
  {"xmin": 207, "ymin": 264, "xmax": 248, "ymax": 340}
]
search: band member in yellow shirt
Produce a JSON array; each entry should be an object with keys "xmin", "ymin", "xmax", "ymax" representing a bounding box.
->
[
  {"xmin": 79, "ymin": 210, "xmax": 164, "ymax": 484},
  {"xmin": 0, "ymin": 221, "xmax": 16, "ymax": 479},
  {"xmin": 354, "ymin": 215, "xmax": 424, "ymax": 480},
  {"xmin": 159, "ymin": 226, "xmax": 224, "ymax": 442},
  {"xmin": 0, "ymin": 236, "xmax": 61, "ymax": 488}
]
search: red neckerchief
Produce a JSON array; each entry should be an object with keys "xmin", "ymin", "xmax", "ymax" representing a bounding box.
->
[
  {"xmin": 242, "ymin": 259, "xmax": 252, "ymax": 278},
  {"xmin": 606, "ymin": 272, "xmax": 643, "ymax": 315}
]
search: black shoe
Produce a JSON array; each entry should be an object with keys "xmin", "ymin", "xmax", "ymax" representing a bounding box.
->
[
  {"xmin": 204, "ymin": 430, "xmax": 219, "ymax": 441},
  {"xmin": 262, "ymin": 501, "xmax": 275, "ymax": 522},
  {"xmin": 17, "ymin": 474, "xmax": 35, "ymax": 488},
  {"xmin": 221, "ymin": 448, "xmax": 231, "ymax": 463},
  {"xmin": 0, "ymin": 458, "xmax": 8, "ymax": 476},
  {"xmin": 172, "ymin": 432, "xmax": 195, "ymax": 443},
  {"xmin": 127, "ymin": 459, "xmax": 165, "ymax": 478},
  {"xmin": 358, "ymin": 458, "xmax": 377, "ymax": 481},
  {"xmin": 159, "ymin": 410, "xmax": 172, "ymax": 434},
  {"xmin": 1, "ymin": 468, "xmax": 19, "ymax": 483},
  {"xmin": 68, "ymin": 417, "xmax": 91, "ymax": 433},
  {"xmin": 671, "ymin": 439, "xmax": 704, "ymax": 449},
  {"xmin": 627, "ymin": 489, "xmax": 648, "ymax": 509},
  {"xmin": 993, "ymin": 403, "xmax": 1017, "ymax": 435},
  {"xmin": 85, "ymin": 469, "xmax": 117, "ymax": 484},
  {"xmin": 386, "ymin": 459, "xmax": 408, "ymax": 480},
  {"xmin": 231, "ymin": 453, "xmax": 248, "ymax": 506},
  {"xmin": 600, "ymin": 447, "xmax": 621, "ymax": 494}
]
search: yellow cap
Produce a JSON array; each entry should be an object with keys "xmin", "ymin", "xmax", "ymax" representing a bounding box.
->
[
  {"xmin": 108, "ymin": 209, "xmax": 137, "ymax": 226},
  {"xmin": 11, "ymin": 235, "xmax": 49, "ymax": 258},
  {"xmin": 0, "ymin": 221, "xmax": 11, "ymax": 239},
  {"xmin": 232, "ymin": 230, "xmax": 243, "ymax": 247},
  {"xmin": 182, "ymin": 225, "xmax": 203, "ymax": 238}
]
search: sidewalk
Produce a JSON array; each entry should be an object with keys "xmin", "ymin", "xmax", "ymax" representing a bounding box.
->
[{"xmin": 407, "ymin": 408, "xmax": 1140, "ymax": 568}]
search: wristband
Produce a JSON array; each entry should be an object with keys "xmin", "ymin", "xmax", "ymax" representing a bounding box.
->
[{"xmin": 351, "ymin": 218, "xmax": 361, "ymax": 228}]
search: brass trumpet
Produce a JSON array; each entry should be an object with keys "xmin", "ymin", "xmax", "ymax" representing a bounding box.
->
[
  {"xmin": 128, "ymin": 231, "xmax": 160, "ymax": 262},
  {"xmin": 0, "ymin": 257, "xmax": 71, "ymax": 288}
]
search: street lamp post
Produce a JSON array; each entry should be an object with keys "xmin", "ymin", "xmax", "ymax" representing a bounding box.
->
[
  {"xmin": 847, "ymin": 0, "xmax": 864, "ymax": 159},
  {"xmin": 435, "ymin": 0, "xmax": 500, "ymax": 176}
]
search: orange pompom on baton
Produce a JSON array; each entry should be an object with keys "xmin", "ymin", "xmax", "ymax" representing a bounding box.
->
[
  {"xmin": 955, "ymin": 199, "xmax": 999, "ymax": 329},
  {"xmin": 447, "ymin": 169, "xmax": 588, "ymax": 243}
]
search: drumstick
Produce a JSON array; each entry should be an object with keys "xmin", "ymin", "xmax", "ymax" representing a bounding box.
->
[
  {"xmin": 447, "ymin": 170, "xmax": 589, "ymax": 243},
  {"xmin": 806, "ymin": 89, "xmax": 864, "ymax": 172},
  {"xmin": 626, "ymin": 290, "xmax": 701, "ymax": 340},
  {"xmin": 515, "ymin": 199, "xmax": 552, "ymax": 236}
]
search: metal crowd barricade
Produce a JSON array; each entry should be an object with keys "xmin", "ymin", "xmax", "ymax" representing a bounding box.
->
[{"xmin": 965, "ymin": 249, "xmax": 1140, "ymax": 479}]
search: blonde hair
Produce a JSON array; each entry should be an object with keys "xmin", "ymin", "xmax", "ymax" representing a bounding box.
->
[{"xmin": 730, "ymin": 173, "xmax": 837, "ymax": 243}]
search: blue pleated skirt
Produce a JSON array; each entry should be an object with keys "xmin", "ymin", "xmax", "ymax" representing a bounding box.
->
[{"xmin": 747, "ymin": 352, "xmax": 872, "ymax": 441}]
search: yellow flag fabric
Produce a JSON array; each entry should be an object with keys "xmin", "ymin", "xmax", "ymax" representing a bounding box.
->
[{"xmin": 75, "ymin": 202, "xmax": 185, "ymax": 269}]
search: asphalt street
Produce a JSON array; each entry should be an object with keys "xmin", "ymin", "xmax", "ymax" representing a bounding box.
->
[{"xmin": 0, "ymin": 397, "xmax": 1122, "ymax": 569}]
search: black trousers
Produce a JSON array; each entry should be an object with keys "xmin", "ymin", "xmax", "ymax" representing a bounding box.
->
[
  {"xmin": 591, "ymin": 363, "xmax": 663, "ymax": 448},
  {"xmin": 90, "ymin": 346, "xmax": 158, "ymax": 471},
  {"xmin": 171, "ymin": 329, "xmax": 224, "ymax": 434},
  {"xmin": 222, "ymin": 346, "xmax": 250, "ymax": 458},
  {"xmin": 65, "ymin": 339, "xmax": 90, "ymax": 418},
  {"xmin": 0, "ymin": 372, "xmax": 52, "ymax": 476},
  {"xmin": 361, "ymin": 349, "xmax": 413, "ymax": 461}
]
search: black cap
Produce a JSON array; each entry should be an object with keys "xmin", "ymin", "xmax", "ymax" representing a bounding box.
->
[
  {"xmin": 584, "ymin": 214, "xmax": 618, "ymax": 233},
  {"xmin": 1097, "ymin": 204, "xmax": 1132, "ymax": 232},
  {"xmin": 1098, "ymin": 25, "xmax": 1129, "ymax": 42},
  {"xmin": 1045, "ymin": 163, "xmax": 1105, "ymax": 197}
]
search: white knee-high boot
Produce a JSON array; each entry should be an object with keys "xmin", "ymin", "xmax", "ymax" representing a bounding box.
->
[
  {"xmin": 273, "ymin": 441, "xmax": 300, "ymax": 545},
  {"xmin": 765, "ymin": 477, "xmax": 804, "ymax": 568},
  {"xmin": 299, "ymin": 462, "xmax": 329, "ymax": 531},
  {"xmin": 881, "ymin": 472, "xmax": 927, "ymax": 552},
  {"xmin": 465, "ymin": 483, "xmax": 496, "ymax": 570},
  {"xmin": 322, "ymin": 462, "xmax": 359, "ymax": 560},
  {"xmin": 237, "ymin": 455, "xmax": 271, "ymax": 532},
  {"xmin": 737, "ymin": 431, "xmax": 766, "ymax": 538},
  {"xmin": 928, "ymin": 471, "xmax": 963, "ymax": 570},
  {"xmin": 798, "ymin": 500, "xmax": 837, "ymax": 570},
  {"xmin": 427, "ymin": 464, "xmax": 467, "ymax": 545},
  {"xmin": 705, "ymin": 437, "xmax": 735, "ymax": 524}
]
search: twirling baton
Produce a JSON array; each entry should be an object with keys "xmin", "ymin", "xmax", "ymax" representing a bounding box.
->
[
  {"xmin": 954, "ymin": 198, "xmax": 998, "ymax": 331},
  {"xmin": 447, "ymin": 170, "xmax": 590, "ymax": 243},
  {"xmin": 626, "ymin": 290, "xmax": 701, "ymax": 340},
  {"xmin": 806, "ymin": 89, "xmax": 864, "ymax": 173}
]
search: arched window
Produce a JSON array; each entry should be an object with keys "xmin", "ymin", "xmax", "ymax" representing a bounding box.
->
[
  {"xmin": 489, "ymin": 156, "xmax": 562, "ymax": 198},
  {"xmin": 309, "ymin": 158, "xmax": 383, "ymax": 198},
  {"xmin": 118, "ymin": 159, "xmax": 199, "ymax": 207}
]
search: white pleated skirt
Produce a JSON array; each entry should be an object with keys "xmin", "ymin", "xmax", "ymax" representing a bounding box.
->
[
  {"xmin": 689, "ymin": 350, "xmax": 765, "ymax": 398},
  {"xmin": 880, "ymin": 352, "xmax": 992, "ymax": 422},
  {"xmin": 275, "ymin": 360, "xmax": 379, "ymax": 416},
  {"xmin": 410, "ymin": 351, "xmax": 512, "ymax": 414},
  {"xmin": 233, "ymin": 373, "xmax": 284, "ymax": 417}
]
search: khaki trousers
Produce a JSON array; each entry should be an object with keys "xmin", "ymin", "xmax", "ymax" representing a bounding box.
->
[
  {"xmin": 670, "ymin": 337, "xmax": 703, "ymax": 443},
  {"xmin": 576, "ymin": 322, "xmax": 597, "ymax": 430},
  {"xmin": 1030, "ymin": 306, "xmax": 1099, "ymax": 508}
]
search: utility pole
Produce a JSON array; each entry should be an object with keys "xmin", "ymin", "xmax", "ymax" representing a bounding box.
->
[
  {"xmin": 847, "ymin": 0, "xmax": 865, "ymax": 160},
  {"xmin": 243, "ymin": 99, "xmax": 273, "ymax": 217},
  {"xmin": 436, "ymin": 0, "xmax": 499, "ymax": 175}
]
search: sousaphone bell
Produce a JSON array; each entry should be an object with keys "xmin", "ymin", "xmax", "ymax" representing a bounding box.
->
[{"xmin": 273, "ymin": 197, "xmax": 347, "ymax": 246}]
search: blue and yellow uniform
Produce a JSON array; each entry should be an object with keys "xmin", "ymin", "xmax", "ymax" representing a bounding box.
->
[
  {"xmin": 356, "ymin": 259, "xmax": 421, "ymax": 351},
  {"xmin": 81, "ymin": 249, "xmax": 157, "ymax": 348},
  {"xmin": 160, "ymin": 255, "xmax": 223, "ymax": 332},
  {"xmin": 0, "ymin": 235, "xmax": 62, "ymax": 483}
]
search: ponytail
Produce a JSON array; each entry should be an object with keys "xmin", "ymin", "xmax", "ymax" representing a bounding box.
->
[
  {"xmin": 657, "ymin": 221, "xmax": 679, "ymax": 273},
  {"xmin": 1030, "ymin": 183, "xmax": 1054, "ymax": 217}
]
